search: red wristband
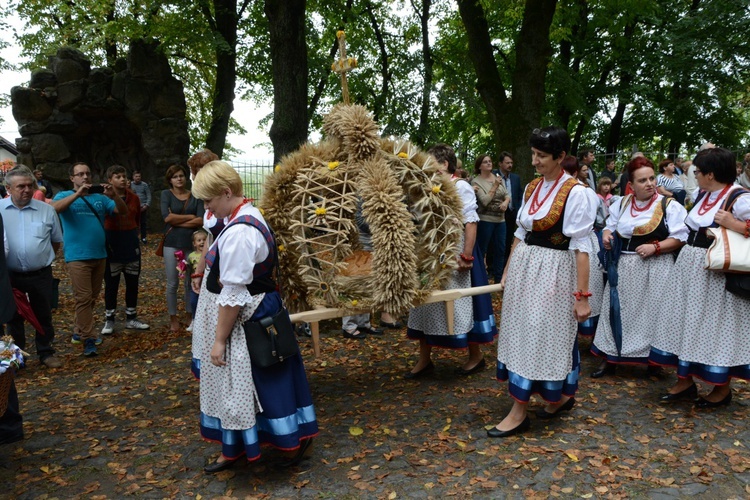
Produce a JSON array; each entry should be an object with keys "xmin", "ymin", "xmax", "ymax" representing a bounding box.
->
[
  {"xmin": 191, "ymin": 273, "xmax": 204, "ymax": 279},
  {"xmin": 745, "ymin": 220, "xmax": 750, "ymax": 238},
  {"xmin": 572, "ymin": 290, "xmax": 592, "ymax": 301},
  {"xmin": 459, "ymin": 253, "xmax": 474, "ymax": 262}
]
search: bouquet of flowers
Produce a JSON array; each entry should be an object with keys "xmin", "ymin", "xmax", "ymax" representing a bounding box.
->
[
  {"xmin": 175, "ymin": 250, "xmax": 188, "ymax": 279},
  {"xmin": 0, "ymin": 336, "xmax": 23, "ymax": 416},
  {"xmin": 0, "ymin": 336, "xmax": 24, "ymax": 375}
]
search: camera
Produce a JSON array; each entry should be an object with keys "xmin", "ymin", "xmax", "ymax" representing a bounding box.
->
[{"xmin": 88, "ymin": 185, "xmax": 105, "ymax": 194}]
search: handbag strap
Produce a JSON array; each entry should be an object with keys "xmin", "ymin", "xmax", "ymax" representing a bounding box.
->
[
  {"xmin": 79, "ymin": 196, "xmax": 106, "ymax": 231},
  {"xmin": 722, "ymin": 188, "xmax": 749, "ymax": 213}
]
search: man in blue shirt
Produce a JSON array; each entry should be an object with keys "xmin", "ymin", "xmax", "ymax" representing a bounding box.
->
[
  {"xmin": 1, "ymin": 166, "xmax": 63, "ymax": 368},
  {"xmin": 52, "ymin": 162, "xmax": 128, "ymax": 357}
]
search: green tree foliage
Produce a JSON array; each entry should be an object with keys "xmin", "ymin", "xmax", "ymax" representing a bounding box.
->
[{"xmin": 3, "ymin": 0, "xmax": 749, "ymax": 165}]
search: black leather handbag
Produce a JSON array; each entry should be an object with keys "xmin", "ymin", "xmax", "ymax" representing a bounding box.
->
[
  {"xmin": 243, "ymin": 307, "xmax": 299, "ymax": 368},
  {"xmin": 725, "ymin": 273, "xmax": 750, "ymax": 300}
]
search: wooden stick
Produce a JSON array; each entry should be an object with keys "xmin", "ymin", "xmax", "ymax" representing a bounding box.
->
[{"xmin": 290, "ymin": 283, "xmax": 503, "ymax": 357}]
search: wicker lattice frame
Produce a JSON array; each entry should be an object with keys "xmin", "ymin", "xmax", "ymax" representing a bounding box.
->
[{"xmin": 260, "ymin": 104, "xmax": 463, "ymax": 315}]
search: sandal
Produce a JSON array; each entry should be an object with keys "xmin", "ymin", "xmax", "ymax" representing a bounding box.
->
[{"xmin": 342, "ymin": 329, "xmax": 367, "ymax": 339}]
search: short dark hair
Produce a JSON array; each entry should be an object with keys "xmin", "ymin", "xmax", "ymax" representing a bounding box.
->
[
  {"xmin": 132, "ymin": 169, "xmax": 142, "ymax": 175},
  {"xmin": 473, "ymin": 155, "xmax": 491, "ymax": 173},
  {"xmin": 577, "ymin": 148, "xmax": 594, "ymax": 161},
  {"xmin": 627, "ymin": 156, "xmax": 655, "ymax": 178},
  {"xmin": 529, "ymin": 127, "xmax": 570, "ymax": 160},
  {"xmin": 106, "ymin": 165, "xmax": 127, "ymax": 179},
  {"xmin": 498, "ymin": 151, "xmax": 513, "ymax": 163},
  {"xmin": 693, "ymin": 147, "xmax": 736, "ymax": 185},
  {"xmin": 165, "ymin": 164, "xmax": 187, "ymax": 185},
  {"xmin": 428, "ymin": 143, "xmax": 457, "ymax": 174},
  {"xmin": 657, "ymin": 159, "xmax": 673, "ymax": 174},
  {"xmin": 561, "ymin": 155, "xmax": 580, "ymax": 176},
  {"xmin": 69, "ymin": 162, "xmax": 89, "ymax": 176}
]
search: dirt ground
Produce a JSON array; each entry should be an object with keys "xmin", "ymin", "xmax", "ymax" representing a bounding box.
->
[{"xmin": 1, "ymin": 244, "xmax": 749, "ymax": 499}]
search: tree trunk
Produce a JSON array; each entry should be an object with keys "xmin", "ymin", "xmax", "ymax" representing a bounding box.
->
[
  {"xmin": 364, "ymin": 1, "xmax": 390, "ymax": 123},
  {"xmin": 265, "ymin": 0, "xmax": 308, "ymax": 163},
  {"xmin": 413, "ymin": 0, "xmax": 433, "ymax": 148},
  {"xmin": 458, "ymin": 0, "xmax": 557, "ymax": 182},
  {"xmin": 606, "ymin": 100, "xmax": 627, "ymax": 156},
  {"xmin": 203, "ymin": 0, "xmax": 239, "ymax": 159}
]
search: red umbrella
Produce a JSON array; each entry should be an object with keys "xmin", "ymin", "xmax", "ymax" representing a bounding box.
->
[{"xmin": 12, "ymin": 289, "xmax": 45, "ymax": 334}]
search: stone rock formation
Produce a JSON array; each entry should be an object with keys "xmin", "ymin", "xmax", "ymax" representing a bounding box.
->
[{"xmin": 11, "ymin": 40, "xmax": 189, "ymax": 193}]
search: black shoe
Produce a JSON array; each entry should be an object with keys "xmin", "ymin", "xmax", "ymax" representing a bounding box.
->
[
  {"xmin": 404, "ymin": 361, "xmax": 434, "ymax": 379},
  {"xmin": 203, "ymin": 457, "xmax": 240, "ymax": 473},
  {"xmin": 0, "ymin": 433, "xmax": 24, "ymax": 445},
  {"xmin": 695, "ymin": 391, "xmax": 732, "ymax": 409},
  {"xmin": 659, "ymin": 383, "xmax": 698, "ymax": 402},
  {"xmin": 380, "ymin": 321, "xmax": 403, "ymax": 329},
  {"xmin": 591, "ymin": 363, "xmax": 616, "ymax": 379},
  {"xmin": 360, "ymin": 325, "xmax": 384, "ymax": 335},
  {"xmin": 277, "ymin": 438, "xmax": 313, "ymax": 468},
  {"xmin": 487, "ymin": 416, "xmax": 530, "ymax": 438},
  {"xmin": 535, "ymin": 397, "xmax": 576, "ymax": 419},
  {"xmin": 455, "ymin": 358, "xmax": 486, "ymax": 376},
  {"xmin": 342, "ymin": 329, "xmax": 367, "ymax": 339}
]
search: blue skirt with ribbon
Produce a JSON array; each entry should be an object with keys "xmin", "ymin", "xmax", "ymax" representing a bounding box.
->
[{"xmin": 193, "ymin": 292, "xmax": 319, "ymax": 461}]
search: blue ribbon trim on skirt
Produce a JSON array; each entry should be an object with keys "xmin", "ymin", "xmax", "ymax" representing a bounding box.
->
[
  {"xmin": 648, "ymin": 347, "xmax": 678, "ymax": 367},
  {"xmin": 649, "ymin": 347, "xmax": 750, "ymax": 384},
  {"xmin": 496, "ymin": 340, "xmax": 580, "ymax": 403},
  {"xmin": 591, "ymin": 343, "xmax": 648, "ymax": 365},
  {"xmin": 577, "ymin": 315, "xmax": 599, "ymax": 337},
  {"xmin": 200, "ymin": 405, "xmax": 318, "ymax": 460}
]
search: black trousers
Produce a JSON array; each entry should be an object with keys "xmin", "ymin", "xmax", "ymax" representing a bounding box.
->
[
  {"xmin": 0, "ymin": 378, "xmax": 23, "ymax": 445},
  {"xmin": 8, "ymin": 266, "xmax": 56, "ymax": 360},
  {"xmin": 104, "ymin": 259, "xmax": 141, "ymax": 313},
  {"xmin": 140, "ymin": 211, "xmax": 148, "ymax": 240}
]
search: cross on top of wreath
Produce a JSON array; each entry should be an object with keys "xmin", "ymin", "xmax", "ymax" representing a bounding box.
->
[{"xmin": 331, "ymin": 30, "xmax": 357, "ymax": 104}]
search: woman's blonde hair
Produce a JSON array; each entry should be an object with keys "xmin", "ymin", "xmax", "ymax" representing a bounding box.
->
[{"xmin": 192, "ymin": 160, "xmax": 243, "ymax": 200}]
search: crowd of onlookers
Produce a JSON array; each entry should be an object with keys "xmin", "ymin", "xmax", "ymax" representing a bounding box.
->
[{"xmin": 1, "ymin": 163, "xmax": 154, "ymax": 363}]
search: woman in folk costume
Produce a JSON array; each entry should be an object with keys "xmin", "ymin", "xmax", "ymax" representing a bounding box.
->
[
  {"xmin": 490, "ymin": 127, "xmax": 594, "ymax": 438},
  {"xmin": 650, "ymin": 147, "xmax": 750, "ymax": 408},
  {"xmin": 190, "ymin": 161, "xmax": 318, "ymax": 473},
  {"xmin": 406, "ymin": 144, "xmax": 498, "ymax": 378},
  {"xmin": 590, "ymin": 156, "xmax": 687, "ymax": 378}
]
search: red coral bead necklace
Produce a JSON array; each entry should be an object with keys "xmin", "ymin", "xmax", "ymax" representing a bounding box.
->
[
  {"xmin": 630, "ymin": 192, "xmax": 658, "ymax": 217},
  {"xmin": 697, "ymin": 184, "xmax": 731, "ymax": 216},
  {"xmin": 528, "ymin": 169, "xmax": 565, "ymax": 215}
]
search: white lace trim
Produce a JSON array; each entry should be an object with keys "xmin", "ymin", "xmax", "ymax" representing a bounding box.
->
[{"xmin": 217, "ymin": 283, "xmax": 256, "ymax": 307}]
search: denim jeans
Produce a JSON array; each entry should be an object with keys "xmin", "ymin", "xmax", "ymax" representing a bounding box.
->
[{"xmin": 477, "ymin": 220, "xmax": 506, "ymax": 281}]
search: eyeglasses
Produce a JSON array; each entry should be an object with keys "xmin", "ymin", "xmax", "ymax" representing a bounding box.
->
[
  {"xmin": 72, "ymin": 172, "xmax": 91, "ymax": 177},
  {"xmin": 532, "ymin": 128, "xmax": 551, "ymax": 139}
]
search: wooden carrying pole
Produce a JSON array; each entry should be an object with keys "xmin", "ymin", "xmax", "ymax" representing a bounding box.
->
[{"xmin": 290, "ymin": 283, "xmax": 504, "ymax": 357}]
